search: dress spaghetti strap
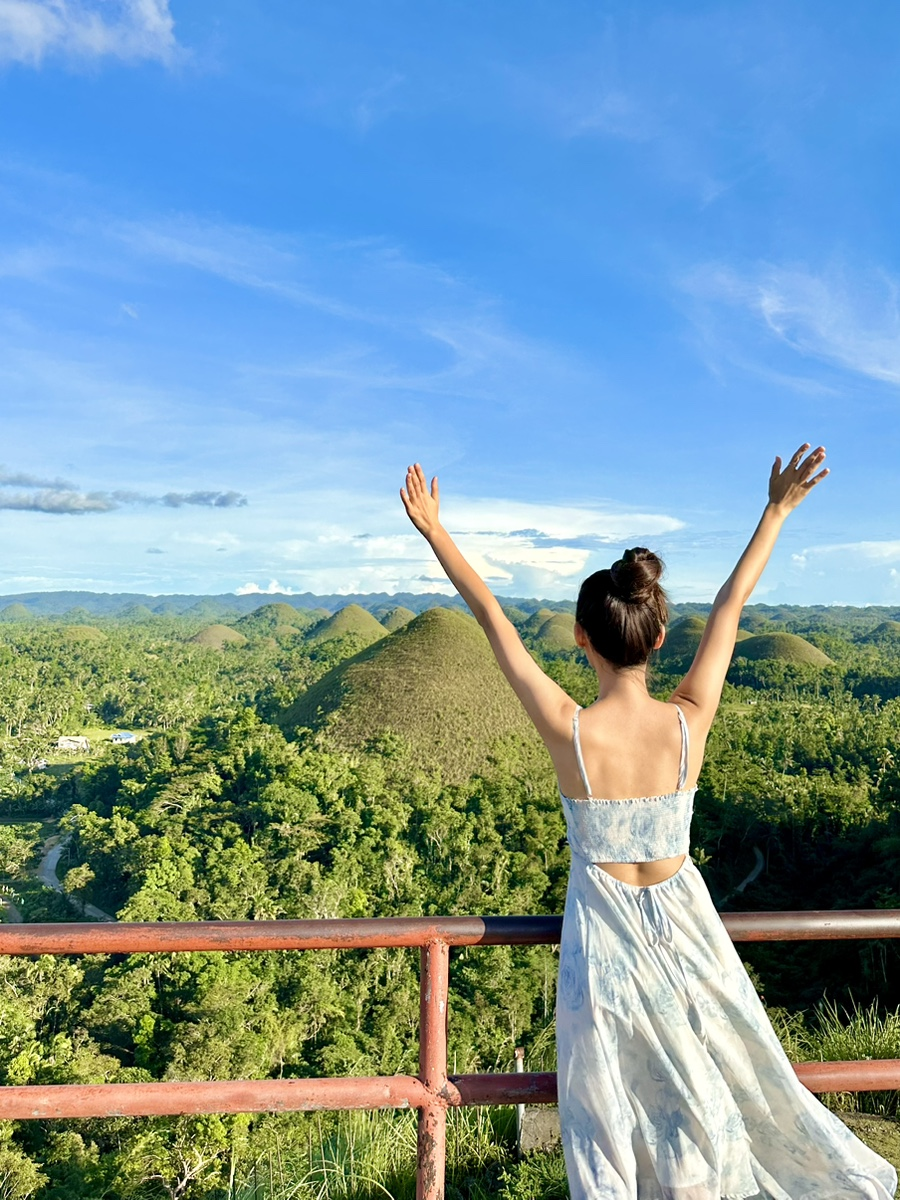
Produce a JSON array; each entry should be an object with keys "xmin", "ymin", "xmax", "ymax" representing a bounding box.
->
[
  {"xmin": 673, "ymin": 703, "xmax": 689, "ymax": 791},
  {"xmin": 571, "ymin": 706, "xmax": 592, "ymax": 797}
]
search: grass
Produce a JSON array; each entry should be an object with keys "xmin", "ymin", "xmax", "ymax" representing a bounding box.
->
[
  {"xmin": 236, "ymin": 605, "xmax": 322, "ymax": 638},
  {"xmin": 379, "ymin": 607, "xmax": 416, "ymax": 633},
  {"xmin": 191, "ymin": 623, "xmax": 249, "ymax": 649},
  {"xmin": 732, "ymin": 632, "xmax": 833, "ymax": 666},
  {"xmin": 306, "ymin": 606, "xmax": 389, "ymax": 648},
  {"xmin": 231, "ymin": 1109, "xmax": 515, "ymax": 1200},
  {"xmin": 280, "ymin": 608, "xmax": 541, "ymax": 783},
  {"xmin": 37, "ymin": 724, "xmax": 149, "ymax": 771},
  {"xmin": 534, "ymin": 615, "xmax": 574, "ymax": 653},
  {"xmin": 772, "ymin": 994, "xmax": 900, "ymax": 1118}
]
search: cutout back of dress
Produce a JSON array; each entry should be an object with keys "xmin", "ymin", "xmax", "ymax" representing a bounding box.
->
[{"xmin": 558, "ymin": 704, "xmax": 696, "ymax": 864}]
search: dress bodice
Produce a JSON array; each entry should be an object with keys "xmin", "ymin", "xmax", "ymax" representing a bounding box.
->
[{"xmin": 558, "ymin": 704, "xmax": 696, "ymax": 863}]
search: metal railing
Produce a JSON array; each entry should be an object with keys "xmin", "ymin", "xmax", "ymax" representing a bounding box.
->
[{"xmin": 1, "ymin": 909, "xmax": 899, "ymax": 1200}]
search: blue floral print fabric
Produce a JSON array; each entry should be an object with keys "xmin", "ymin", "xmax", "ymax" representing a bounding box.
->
[{"xmin": 556, "ymin": 846, "xmax": 899, "ymax": 1198}]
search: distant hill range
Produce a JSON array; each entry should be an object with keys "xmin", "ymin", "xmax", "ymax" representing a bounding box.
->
[
  {"xmin": 1, "ymin": 589, "xmax": 899, "ymax": 626},
  {"xmin": 0, "ymin": 589, "xmax": 565, "ymax": 619}
]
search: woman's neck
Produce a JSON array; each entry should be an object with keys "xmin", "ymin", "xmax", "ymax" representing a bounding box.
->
[{"xmin": 593, "ymin": 660, "xmax": 651, "ymax": 703}]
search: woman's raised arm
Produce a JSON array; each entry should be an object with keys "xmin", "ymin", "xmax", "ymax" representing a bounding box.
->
[
  {"xmin": 669, "ymin": 443, "xmax": 829, "ymax": 733},
  {"xmin": 400, "ymin": 463, "xmax": 573, "ymax": 741}
]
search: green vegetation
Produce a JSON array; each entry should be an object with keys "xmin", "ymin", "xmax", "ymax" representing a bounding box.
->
[
  {"xmin": 191, "ymin": 624, "xmax": 250, "ymax": 650},
  {"xmin": 0, "ymin": 597, "xmax": 897, "ymax": 1196},
  {"xmin": 236, "ymin": 604, "xmax": 321, "ymax": 639},
  {"xmin": 306, "ymin": 605, "xmax": 388, "ymax": 649},
  {"xmin": 0, "ymin": 603, "xmax": 32, "ymax": 622},
  {"xmin": 379, "ymin": 606, "xmax": 416, "ymax": 632},
  {"xmin": 534, "ymin": 614, "xmax": 575, "ymax": 653},
  {"xmin": 733, "ymin": 631, "xmax": 833, "ymax": 666},
  {"xmin": 280, "ymin": 608, "xmax": 541, "ymax": 783},
  {"xmin": 658, "ymin": 615, "xmax": 707, "ymax": 665}
]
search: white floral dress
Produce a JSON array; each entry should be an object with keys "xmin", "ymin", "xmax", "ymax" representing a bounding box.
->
[{"xmin": 556, "ymin": 704, "xmax": 898, "ymax": 1199}]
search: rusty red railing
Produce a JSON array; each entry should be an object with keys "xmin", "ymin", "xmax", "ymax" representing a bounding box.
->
[{"xmin": 1, "ymin": 909, "xmax": 899, "ymax": 1200}]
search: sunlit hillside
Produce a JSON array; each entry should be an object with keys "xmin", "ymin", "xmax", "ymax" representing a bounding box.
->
[{"xmin": 280, "ymin": 607, "xmax": 542, "ymax": 782}]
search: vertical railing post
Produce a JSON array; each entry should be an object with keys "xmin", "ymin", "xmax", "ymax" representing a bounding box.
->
[{"xmin": 417, "ymin": 938, "xmax": 449, "ymax": 1200}]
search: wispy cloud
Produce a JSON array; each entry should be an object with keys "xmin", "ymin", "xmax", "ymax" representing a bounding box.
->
[
  {"xmin": 0, "ymin": 468, "xmax": 76, "ymax": 488},
  {"xmin": 0, "ymin": 0, "xmax": 180, "ymax": 67},
  {"xmin": 684, "ymin": 261, "xmax": 900, "ymax": 386},
  {"xmin": 271, "ymin": 493, "xmax": 686, "ymax": 598},
  {"xmin": 0, "ymin": 468, "xmax": 248, "ymax": 514},
  {"xmin": 793, "ymin": 540, "xmax": 900, "ymax": 567}
]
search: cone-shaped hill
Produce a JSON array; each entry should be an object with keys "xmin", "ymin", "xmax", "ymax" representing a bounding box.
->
[
  {"xmin": 659, "ymin": 616, "xmax": 706, "ymax": 662},
  {"xmin": 63, "ymin": 607, "xmax": 94, "ymax": 624},
  {"xmin": 279, "ymin": 607, "xmax": 541, "ymax": 782},
  {"xmin": 0, "ymin": 603, "xmax": 32, "ymax": 621},
  {"xmin": 658, "ymin": 616, "xmax": 751, "ymax": 665},
  {"xmin": 859, "ymin": 620, "xmax": 900, "ymax": 646},
  {"xmin": 380, "ymin": 605, "xmax": 416, "ymax": 633},
  {"xmin": 61, "ymin": 624, "xmax": 106, "ymax": 643},
  {"xmin": 305, "ymin": 604, "xmax": 388, "ymax": 648},
  {"xmin": 236, "ymin": 603, "xmax": 318, "ymax": 638},
  {"xmin": 536, "ymin": 613, "xmax": 576, "ymax": 652},
  {"xmin": 732, "ymin": 632, "xmax": 831, "ymax": 666},
  {"xmin": 190, "ymin": 624, "xmax": 248, "ymax": 650},
  {"xmin": 119, "ymin": 604, "xmax": 155, "ymax": 622},
  {"xmin": 521, "ymin": 608, "xmax": 556, "ymax": 637},
  {"xmin": 183, "ymin": 598, "xmax": 237, "ymax": 622}
]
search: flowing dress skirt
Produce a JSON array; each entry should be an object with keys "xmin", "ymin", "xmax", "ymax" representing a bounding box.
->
[{"xmin": 556, "ymin": 851, "xmax": 898, "ymax": 1200}]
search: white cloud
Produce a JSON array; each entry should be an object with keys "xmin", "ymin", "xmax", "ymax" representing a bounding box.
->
[
  {"xmin": 797, "ymin": 540, "xmax": 900, "ymax": 564},
  {"xmin": 0, "ymin": 0, "xmax": 180, "ymax": 68},
  {"xmin": 445, "ymin": 496, "xmax": 684, "ymax": 542},
  {"xmin": 236, "ymin": 579, "xmax": 296, "ymax": 596},
  {"xmin": 269, "ymin": 492, "xmax": 686, "ymax": 599},
  {"xmin": 685, "ymin": 261, "xmax": 900, "ymax": 386}
]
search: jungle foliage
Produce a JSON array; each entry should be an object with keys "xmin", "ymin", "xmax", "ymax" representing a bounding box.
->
[{"xmin": 0, "ymin": 600, "xmax": 899, "ymax": 1196}]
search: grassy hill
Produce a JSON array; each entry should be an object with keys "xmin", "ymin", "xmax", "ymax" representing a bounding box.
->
[
  {"xmin": 305, "ymin": 604, "xmax": 388, "ymax": 648},
  {"xmin": 279, "ymin": 607, "xmax": 542, "ymax": 782},
  {"xmin": 0, "ymin": 603, "xmax": 31, "ymax": 621},
  {"xmin": 190, "ymin": 624, "xmax": 248, "ymax": 650},
  {"xmin": 859, "ymin": 620, "xmax": 900, "ymax": 646},
  {"xmin": 659, "ymin": 616, "xmax": 707, "ymax": 662},
  {"xmin": 235, "ymin": 603, "xmax": 319, "ymax": 638},
  {"xmin": 521, "ymin": 608, "xmax": 556, "ymax": 638},
  {"xmin": 61, "ymin": 625, "xmax": 106, "ymax": 643},
  {"xmin": 732, "ymin": 632, "xmax": 832, "ymax": 666},
  {"xmin": 379, "ymin": 606, "xmax": 416, "ymax": 632},
  {"xmin": 119, "ymin": 604, "xmax": 155, "ymax": 622},
  {"xmin": 536, "ymin": 612, "xmax": 576, "ymax": 651}
]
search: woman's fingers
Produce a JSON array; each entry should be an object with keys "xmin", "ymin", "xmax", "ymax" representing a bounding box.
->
[
  {"xmin": 802, "ymin": 467, "xmax": 830, "ymax": 489},
  {"xmin": 789, "ymin": 443, "xmax": 811, "ymax": 470},
  {"xmin": 798, "ymin": 447, "xmax": 826, "ymax": 480}
]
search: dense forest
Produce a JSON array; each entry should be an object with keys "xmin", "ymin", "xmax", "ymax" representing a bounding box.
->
[{"xmin": 0, "ymin": 596, "xmax": 899, "ymax": 1198}]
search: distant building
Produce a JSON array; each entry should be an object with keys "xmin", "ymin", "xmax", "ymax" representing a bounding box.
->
[
  {"xmin": 57, "ymin": 735, "xmax": 90, "ymax": 753},
  {"xmin": 110, "ymin": 731, "xmax": 137, "ymax": 744}
]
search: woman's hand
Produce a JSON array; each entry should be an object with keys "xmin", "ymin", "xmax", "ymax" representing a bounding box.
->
[
  {"xmin": 768, "ymin": 443, "xmax": 829, "ymax": 515},
  {"xmin": 400, "ymin": 462, "xmax": 441, "ymax": 538}
]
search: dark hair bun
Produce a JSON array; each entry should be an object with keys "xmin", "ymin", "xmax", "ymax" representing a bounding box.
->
[{"xmin": 609, "ymin": 547, "xmax": 663, "ymax": 603}]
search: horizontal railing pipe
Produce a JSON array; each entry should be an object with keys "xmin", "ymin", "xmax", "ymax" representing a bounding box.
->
[
  {"xmin": 0, "ymin": 909, "xmax": 898, "ymax": 957},
  {"xmin": 0, "ymin": 1076, "xmax": 431, "ymax": 1121}
]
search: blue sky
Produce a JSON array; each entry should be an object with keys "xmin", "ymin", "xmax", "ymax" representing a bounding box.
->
[{"xmin": 0, "ymin": 1, "xmax": 899, "ymax": 604}]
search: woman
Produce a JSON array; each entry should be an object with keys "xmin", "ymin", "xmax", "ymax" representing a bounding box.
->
[{"xmin": 401, "ymin": 445, "xmax": 898, "ymax": 1199}]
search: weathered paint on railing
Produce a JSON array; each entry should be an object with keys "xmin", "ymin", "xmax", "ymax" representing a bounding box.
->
[
  {"xmin": 1, "ymin": 908, "xmax": 898, "ymax": 1200},
  {"xmin": 1, "ymin": 908, "xmax": 898, "ymax": 957}
]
